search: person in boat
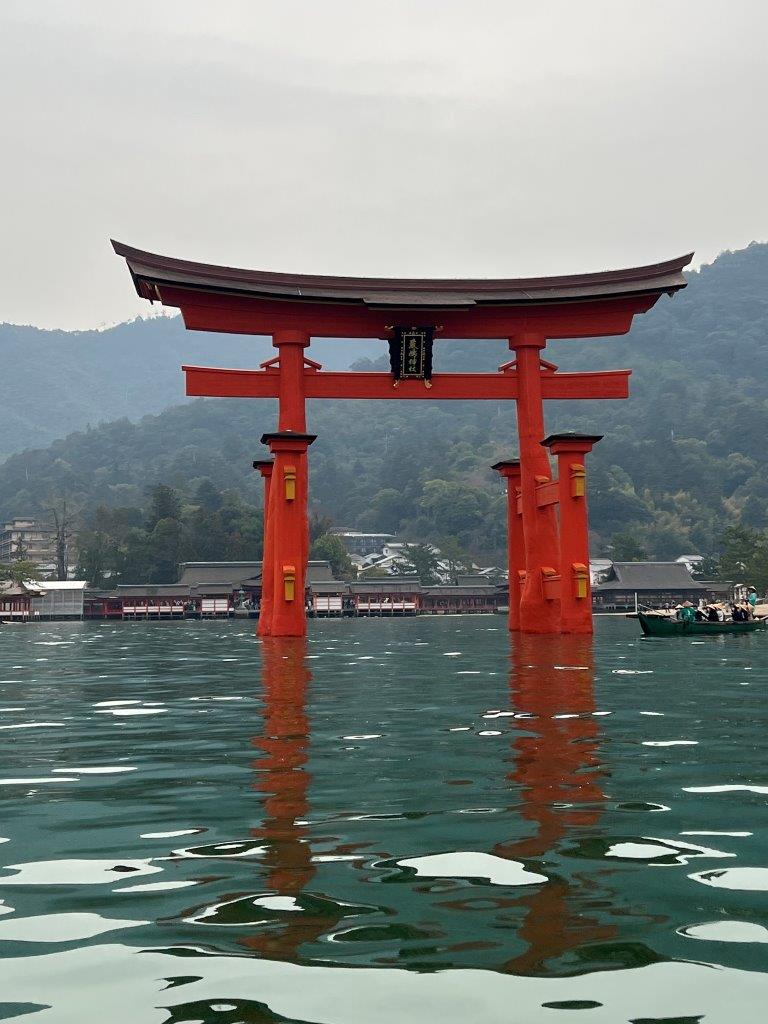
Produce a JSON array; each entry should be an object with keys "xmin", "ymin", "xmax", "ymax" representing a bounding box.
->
[
  {"xmin": 747, "ymin": 587, "xmax": 759, "ymax": 614},
  {"xmin": 732, "ymin": 603, "xmax": 747, "ymax": 622},
  {"xmin": 706, "ymin": 603, "xmax": 720, "ymax": 623},
  {"xmin": 679, "ymin": 601, "xmax": 696, "ymax": 624}
]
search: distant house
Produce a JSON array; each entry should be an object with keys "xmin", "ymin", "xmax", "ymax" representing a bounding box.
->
[
  {"xmin": 676, "ymin": 554, "xmax": 705, "ymax": 575},
  {"xmin": 331, "ymin": 530, "xmax": 396, "ymax": 557},
  {"xmin": 592, "ymin": 562, "xmax": 726, "ymax": 611},
  {"xmin": 0, "ymin": 518, "xmax": 58, "ymax": 575},
  {"xmin": 589, "ymin": 558, "xmax": 614, "ymax": 585}
]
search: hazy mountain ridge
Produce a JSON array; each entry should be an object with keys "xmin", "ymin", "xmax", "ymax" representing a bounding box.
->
[{"xmin": 0, "ymin": 315, "xmax": 370, "ymax": 460}]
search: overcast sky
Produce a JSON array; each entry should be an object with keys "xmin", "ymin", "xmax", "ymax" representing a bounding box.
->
[{"xmin": 0, "ymin": 0, "xmax": 766, "ymax": 330}]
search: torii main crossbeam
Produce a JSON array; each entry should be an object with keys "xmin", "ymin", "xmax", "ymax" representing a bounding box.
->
[
  {"xmin": 183, "ymin": 364, "xmax": 630, "ymax": 402},
  {"xmin": 112, "ymin": 241, "xmax": 691, "ymax": 637}
]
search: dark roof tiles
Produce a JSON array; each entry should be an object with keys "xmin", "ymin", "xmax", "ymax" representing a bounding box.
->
[
  {"xmin": 594, "ymin": 562, "xmax": 709, "ymax": 591},
  {"xmin": 113, "ymin": 241, "xmax": 692, "ymax": 309}
]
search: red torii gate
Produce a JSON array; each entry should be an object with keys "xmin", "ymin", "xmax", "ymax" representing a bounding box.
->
[{"xmin": 113, "ymin": 241, "xmax": 690, "ymax": 637}]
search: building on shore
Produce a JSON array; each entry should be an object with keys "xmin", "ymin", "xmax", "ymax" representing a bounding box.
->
[
  {"xmin": 0, "ymin": 580, "xmax": 86, "ymax": 621},
  {"xmin": 0, "ymin": 518, "xmax": 58, "ymax": 575},
  {"xmin": 331, "ymin": 530, "xmax": 396, "ymax": 557},
  {"xmin": 0, "ymin": 580, "xmax": 45, "ymax": 620},
  {"xmin": 76, "ymin": 560, "xmax": 505, "ymax": 621},
  {"xmin": 592, "ymin": 561, "xmax": 730, "ymax": 612}
]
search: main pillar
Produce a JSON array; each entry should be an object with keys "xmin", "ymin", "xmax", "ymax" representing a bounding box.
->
[
  {"xmin": 492, "ymin": 459, "xmax": 524, "ymax": 631},
  {"xmin": 261, "ymin": 431, "xmax": 316, "ymax": 637},
  {"xmin": 253, "ymin": 458, "xmax": 274, "ymax": 636},
  {"xmin": 542, "ymin": 433, "xmax": 602, "ymax": 634},
  {"xmin": 510, "ymin": 333, "xmax": 561, "ymax": 633},
  {"xmin": 260, "ymin": 329, "xmax": 313, "ymax": 638}
]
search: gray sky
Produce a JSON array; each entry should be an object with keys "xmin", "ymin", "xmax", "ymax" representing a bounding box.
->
[{"xmin": 1, "ymin": 0, "xmax": 766, "ymax": 330}]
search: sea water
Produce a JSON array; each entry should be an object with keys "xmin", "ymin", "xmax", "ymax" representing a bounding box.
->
[{"xmin": 0, "ymin": 616, "xmax": 766, "ymax": 1022}]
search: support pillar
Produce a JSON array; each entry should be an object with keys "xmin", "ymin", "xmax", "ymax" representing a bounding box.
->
[
  {"xmin": 253, "ymin": 458, "xmax": 274, "ymax": 636},
  {"xmin": 261, "ymin": 431, "xmax": 316, "ymax": 637},
  {"xmin": 259, "ymin": 330, "xmax": 312, "ymax": 638},
  {"xmin": 510, "ymin": 333, "xmax": 561, "ymax": 633},
  {"xmin": 542, "ymin": 433, "xmax": 602, "ymax": 634},
  {"xmin": 492, "ymin": 459, "xmax": 524, "ymax": 631}
]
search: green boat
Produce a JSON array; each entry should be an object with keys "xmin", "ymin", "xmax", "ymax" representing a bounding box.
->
[{"xmin": 638, "ymin": 612, "xmax": 766, "ymax": 637}]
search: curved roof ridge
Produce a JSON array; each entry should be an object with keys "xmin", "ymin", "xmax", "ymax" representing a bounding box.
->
[{"xmin": 112, "ymin": 240, "xmax": 692, "ymax": 307}]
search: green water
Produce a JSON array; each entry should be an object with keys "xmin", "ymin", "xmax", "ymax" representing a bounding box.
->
[{"xmin": 0, "ymin": 616, "xmax": 767, "ymax": 1022}]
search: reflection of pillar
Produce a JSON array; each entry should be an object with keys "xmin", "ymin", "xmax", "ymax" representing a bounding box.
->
[
  {"xmin": 510, "ymin": 333, "xmax": 560, "ymax": 633},
  {"xmin": 253, "ymin": 458, "xmax": 274, "ymax": 636},
  {"xmin": 542, "ymin": 433, "xmax": 602, "ymax": 635},
  {"xmin": 252, "ymin": 639, "xmax": 313, "ymax": 889},
  {"xmin": 495, "ymin": 634, "xmax": 613, "ymax": 973},
  {"xmin": 492, "ymin": 460, "xmax": 523, "ymax": 631},
  {"xmin": 261, "ymin": 432, "xmax": 316, "ymax": 637},
  {"xmin": 247, "ymin": 637, "xmax": 318, "ymax": 959}
]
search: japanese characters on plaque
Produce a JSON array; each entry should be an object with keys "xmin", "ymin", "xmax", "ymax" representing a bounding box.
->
[{"xmin": 388, "ymin": 327, "xmax": 434, "ymax": 384}]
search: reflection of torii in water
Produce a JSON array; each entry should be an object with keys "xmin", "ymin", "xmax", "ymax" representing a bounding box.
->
[
  {"xmin": 494, "ymin": 634, "xmax": 616, "ymax": 974},
  {"xmin": 245, "ymin": 637, "xmax": 359, "ymax": 961},
  {"xmin": 244, "ymin": 638, "xmax": 322, "ymax": 959}
]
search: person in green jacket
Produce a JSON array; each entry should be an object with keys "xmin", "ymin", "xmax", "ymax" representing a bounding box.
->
[
  {"xmin": 680, "ymin": 601, "xmax": 696, "ymax": 624},
  {"xmin": 747, "ymin": 586, "xmax": 759, "ymax": 613}
]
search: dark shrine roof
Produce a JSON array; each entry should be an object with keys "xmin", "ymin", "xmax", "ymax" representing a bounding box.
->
[
  {"xmin": 112, "ymin": 241, "xmax": 692, "ymax": 309},
  {"xmin": 175, "ymin": 560, "xmax": 334, "ymax": 586},
  {"xmin": 593, "ymin": 562, "xmax": 709, "ymax": 592},
  {"xmin": 310, "ymin": 580, "xmax": 349, "ymax": 594},
  {"xmin": 113, "ymin": 584, "xmax": 199, "ymax": 598},
  {"xmin": 422, "ymin": 586, "xmax": 497, "ymax": 597},
  {"xmin": 177, "ymin": 561, "xmax": 263, "ymax": 586},
  {"xmin": 351, "ymin": 578, "xmax": 421, "ymax": 593}
]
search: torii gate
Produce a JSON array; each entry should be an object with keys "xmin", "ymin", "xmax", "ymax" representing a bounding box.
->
[{"xmin": 113, "ymin": 241, "xmax": 690, "ymax": 637}]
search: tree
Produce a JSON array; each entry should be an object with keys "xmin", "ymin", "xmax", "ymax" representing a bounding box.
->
[
  {"xmin": 393, "ymin": 543, "xmax": 441, "ymax": 585},
  {"xmin": 309, "ymin": 512, "xmax": 334, "ymax": 544},
  {"xmin": 610, "ymin": 532, "xmax": 647, "ymax": 562},
  {"xmin": 46, "ymin": 499, "xmax": 73, "ymax": 581},
  {"xmin": 717, "ymin": 524, "xmax": 768, "ymax": 592},
  {"xmin": 310, "ymin": 534, "xmax": 356, "ymax": 580},
  {"xmin": 364, "ymin": 488, "xmax": 405, "ymax": 532},
  {"xmin": 194, "ymin": 478, "xmax": 224, "ymax": 512},
  {"xmin": 438, "ymin": 537, "xmax": 472, "ymax": 585},
  {"xmin": 147, "ymin": 518, "xmax": 184, "ymax": 583},
  {"xmin": 419, "ymin": 479, "xmax": 489, "ymax": 539},
  {"xmin": 718, "ymin": 524, "xmax": 758, "ymax": 580},
  {"xmin": 76, "ymin": 531, "xmax": 112, "ymax": 588},
  {"xmin": 146, "ymin": 485, "xmax": 181, "ymax": 531},
  {"xmin": 0, "ymin": 560, "xmax": 41, "ymax": 585}
]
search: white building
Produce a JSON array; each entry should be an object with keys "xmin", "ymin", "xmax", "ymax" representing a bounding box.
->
[{"xmin": 29, "ymin": 580, "xmax": 87, "ymax": 619}]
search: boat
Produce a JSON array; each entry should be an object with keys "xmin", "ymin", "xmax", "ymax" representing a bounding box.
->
[{"xmin": 638, "ymin": 612, "xmax": 766, "ymax": 637}]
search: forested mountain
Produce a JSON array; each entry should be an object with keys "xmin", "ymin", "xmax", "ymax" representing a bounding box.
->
[
  {"xmin": 0, "ymin": 316, "xmax": 368, "ymax": 459},
  {"xmin": 0, "ymin": 242, "xmax": 766, "ymax": 566}
]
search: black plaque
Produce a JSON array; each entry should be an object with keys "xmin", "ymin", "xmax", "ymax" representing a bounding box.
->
[{"xmin": 388, "ymin": 327, "xmax": 434, "ymax": 382}]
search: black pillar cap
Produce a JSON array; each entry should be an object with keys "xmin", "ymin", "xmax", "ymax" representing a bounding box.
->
[
  {"xmin": 541, "ymin": 432, "xmax": 603, "ymax": 448},
  {"xmin": 252, "ymin": 458, "xmax": 274, "ymax": 470},
  {"xmin": 260, "ymin": 431, "xmax": 318, "ymax": 446},
  {"xmin": 491, "ymin": 459, "xmax": 521, "ymax": 471}
]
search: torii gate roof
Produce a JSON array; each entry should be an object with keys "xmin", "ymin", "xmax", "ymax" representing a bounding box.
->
[{"xmin": 112, "ymin": 241, "xmax": 691, "ymax": 309}]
